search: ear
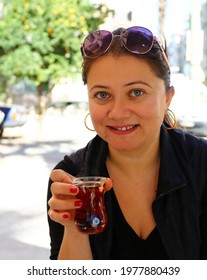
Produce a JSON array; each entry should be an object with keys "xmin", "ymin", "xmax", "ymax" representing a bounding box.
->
[{"xmin": 166, "ymin": 86, "xmax": 175, "ymax": 107}]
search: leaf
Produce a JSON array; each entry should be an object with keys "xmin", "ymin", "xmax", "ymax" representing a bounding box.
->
[{"xmin": 0, "ymin": 0, "xmax": 110, "ymax": 87}]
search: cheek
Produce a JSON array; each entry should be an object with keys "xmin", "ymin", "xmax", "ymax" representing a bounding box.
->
[
  {"xmin": 89, "ymin": 106, "xmax": 105, "ymax": 126},
  {"xmin": 140, "ymin": 98, "xmax": 166, "ymax": 121}
]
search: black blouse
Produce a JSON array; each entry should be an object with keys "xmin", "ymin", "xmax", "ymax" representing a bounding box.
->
[
  {"xmin": 110, "ymin": 190, "xmax": 169, "ymax": 260},
  {"xmin": 48, "ymin": 128, "xmax": 207, "ymax": 259}
]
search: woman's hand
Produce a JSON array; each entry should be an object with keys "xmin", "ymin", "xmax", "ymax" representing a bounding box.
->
[
  {"xmin": 48, "ymin": 169, "xmax": 81, "ymax": 229},
  {"xmin": 48, "ymin": 169, "xmax": 113, "ymax": 228},
  {"xmin": 48, "ymin": 169, "xmax": 113, "ymax": 259}
]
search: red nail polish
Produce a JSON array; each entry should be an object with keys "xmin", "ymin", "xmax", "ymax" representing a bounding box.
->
[
  {"xmin": 70, "ymin": 186, "xmax": 78, "ymax": 194},
  {"xmin": 74, "ymin": 200, "xmax": 83, "ymax": 207},
  {"xmin": 63, "ymin": 214, "xmax": 69, "ymax": 219}
]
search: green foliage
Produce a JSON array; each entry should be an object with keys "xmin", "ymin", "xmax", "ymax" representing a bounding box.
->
[{"xmin": 0, "ymin": 0, "xmax": 110, "ymax": 90}]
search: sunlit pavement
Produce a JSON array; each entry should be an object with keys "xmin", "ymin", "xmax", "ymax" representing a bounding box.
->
[{"xmin": 0, "ymin": 112, "xmax": 95, "ymax": 260}]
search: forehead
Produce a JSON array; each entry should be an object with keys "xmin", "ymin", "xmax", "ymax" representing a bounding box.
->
[
  {"xmin": 87, "ymin": 55, "xmax": 165, "ymax": 90},
  {"xmin": 87, "ymin": 55, "xmax": 156, "ymax": 80}
]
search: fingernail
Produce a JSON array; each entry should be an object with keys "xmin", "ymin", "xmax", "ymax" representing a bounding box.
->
[
  {"xmin": 63, "ymin": 214, "xmax": 69, "ymax": 219},
  {"xmin": 74, "ymin": 200, "xmax": 83, "ymax": 207},
  {"xmin": 70, "ymin": 186, "xmax": 78, "ymax": 194}
]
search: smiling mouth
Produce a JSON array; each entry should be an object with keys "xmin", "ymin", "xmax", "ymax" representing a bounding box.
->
[{"xmin": 109, "ymin": 124, "xmax": 139, "ymax": 131}]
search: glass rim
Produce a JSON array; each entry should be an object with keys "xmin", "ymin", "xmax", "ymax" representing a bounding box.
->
[{"xmin": 73, "ymin": 176, "xmax": 107, "ymax": 183}]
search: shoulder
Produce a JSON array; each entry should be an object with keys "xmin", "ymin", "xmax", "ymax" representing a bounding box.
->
[
  {"xmin": 160, "ymin": 127, "xmax": 207, "ymax": 198},
  {"xmin": 169, "ymin": 128, "xmax": 207, "ymax": 150},
  {"xmin": 165, "ymin": 128, "xmax": 207, "ymax": 166}
]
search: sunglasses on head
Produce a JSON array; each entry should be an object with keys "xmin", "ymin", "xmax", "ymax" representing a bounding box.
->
[{"xmin": 81, "ymin": 26, "xmax": 170, "ymax": 69}]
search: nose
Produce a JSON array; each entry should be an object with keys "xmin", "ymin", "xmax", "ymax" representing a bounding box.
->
[{"xmin": 108, "ymin": 97, "xmax": 131, "ymax": 120}]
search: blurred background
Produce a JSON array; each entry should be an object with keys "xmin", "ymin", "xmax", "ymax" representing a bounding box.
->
[{"xmin": 0, "ymin": 0, "xmax": 207, "ymax": 259}]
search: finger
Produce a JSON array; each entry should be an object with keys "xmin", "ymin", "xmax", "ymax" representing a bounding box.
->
[
  {"xmin": 50, "ymin": 169, "xmax": 75, "ymax": 183},
  {"xmin": 48, "ymin": 197, "xmax": 83, "ymax": 211},
  {"xmin": 48, "ymin": 209, "xmax": 74, "ymax": 226},
  {"xmin": 51, "ymin": 182, "xmax": 79, "ymax": 196},
  {"xmin": 104, "ymin": 178, "xmax": 113, "ymax": 192}
]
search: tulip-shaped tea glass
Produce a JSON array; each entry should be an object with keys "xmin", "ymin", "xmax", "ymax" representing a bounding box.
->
[{"xmin": 73, "ymin": 176, "xmax": 108, "ymax": 234}]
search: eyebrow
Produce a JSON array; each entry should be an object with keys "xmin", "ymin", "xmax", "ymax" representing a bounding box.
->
[
  {"xmin": 89, "ymin": 85, "xmax": 109, "ymax": 92},
  {"xmin": 89, "ymin": 80, "xmax": 152, "ymax": 92},
  {"xmin": 124, "ymin": 80, "xmax": 152, "ymax": 88}
]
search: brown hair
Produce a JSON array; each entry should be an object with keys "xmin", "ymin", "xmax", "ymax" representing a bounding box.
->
[{"xmin": 81, "ymin": 27, "xmax": 176, "ymax": 129}]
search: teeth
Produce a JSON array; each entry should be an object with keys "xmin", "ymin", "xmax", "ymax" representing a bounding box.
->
[{"xmin": 116, "ymin": 125, "xmax": 135, "ymax": 131}]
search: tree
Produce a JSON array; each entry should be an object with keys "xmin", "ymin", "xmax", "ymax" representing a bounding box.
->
[{"xmin": 0, "ymin": 0, "xmax": 110, "ymax": 114}]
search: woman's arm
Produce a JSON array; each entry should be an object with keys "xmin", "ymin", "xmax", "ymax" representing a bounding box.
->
[
  {"xmin": 58, "ymin": 226, "xmax": 93, "ymax": 260},
  {"xmin": 48, "ymin": 169, "xmax": 93, "ymax": 260}
]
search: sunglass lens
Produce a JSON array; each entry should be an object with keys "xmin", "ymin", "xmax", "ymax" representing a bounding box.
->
[
  {"xmin": 122, "ymin": 27, "xmax": 153, "ymax": 54},
  {"xmin": 83, "ymin": 30, "xmax": 112, "ymax": 57}
]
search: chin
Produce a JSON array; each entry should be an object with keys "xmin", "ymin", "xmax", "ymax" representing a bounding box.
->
[{"xmin": 109, "ymin": 141, "xmax": 138, "ymax": 152}]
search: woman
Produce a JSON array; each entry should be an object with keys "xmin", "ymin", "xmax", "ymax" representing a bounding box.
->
[{"xmin": 47, "ymin": 26, "xmax": 207, "ymax": 259}]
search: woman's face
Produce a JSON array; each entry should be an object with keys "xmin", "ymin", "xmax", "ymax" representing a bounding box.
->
[{"xmin": 87, "ymin": 55, "xmax": 174, "ymax": 152}]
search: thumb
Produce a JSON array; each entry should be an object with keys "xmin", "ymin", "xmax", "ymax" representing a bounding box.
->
[{"xmin": 104, "ymin": 178, "xmax": 113, "ymax": 192}]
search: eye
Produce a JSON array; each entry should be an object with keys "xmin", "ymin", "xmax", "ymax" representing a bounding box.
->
[
  {"xmin": 130, "ymin": 89, "xmax": 144, "ymax": 97},
  {"xmin": 95, "ymin": 91, "xmax": 110, "ymax": 100}
]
